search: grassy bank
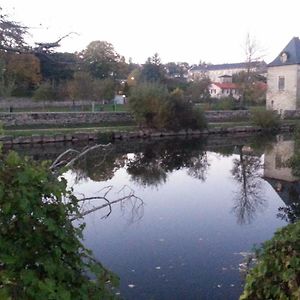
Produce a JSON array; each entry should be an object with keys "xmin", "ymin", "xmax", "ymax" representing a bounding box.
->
[{"xmin": 4, "ymin": 125, "xmax": 137, "ymax": 137}]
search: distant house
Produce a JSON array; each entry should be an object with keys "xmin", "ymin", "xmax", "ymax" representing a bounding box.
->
[
  {"xmin": 266, "ymin": 37, "xmax": 300, "ymax": 113},
  {"xmin": 209, "ymin": 75, "xmax": 240, "ymax": 99},
  {"xmin": 188, "ymin": 61, "xmax": 267, "ymax": 82}
]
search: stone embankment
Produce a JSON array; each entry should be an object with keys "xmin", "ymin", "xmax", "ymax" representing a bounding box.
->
[
  {"xmin": 0, "ymin": 112, "xmax": 133, "ymax": 127},
  {"xmin": 0, "ymin": 99, "xmax": 103, "ymax": 109},
  {"xmin": 0, "ymin": 111, "xmax": 249, "ymax": 127},
  {"xmin": 0, "ymin": 124, "xmax": 294, "ymax": 145},
  {"xmin": 0, "ymin": 109, "xmax": 300, "ymax": 127}
]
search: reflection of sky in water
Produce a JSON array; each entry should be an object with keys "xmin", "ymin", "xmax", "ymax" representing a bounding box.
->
[{"xmin": 66, "ymin": 151, "xmax": 286, "ymax": 300}]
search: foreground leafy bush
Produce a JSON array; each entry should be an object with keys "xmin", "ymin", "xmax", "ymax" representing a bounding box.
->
[
  {"xmin": 240, "ymin": 221, "xmax": 300, "ymax": 300},
  {"xmin": 0, "ymin": 151, "xmax": 118, "ymax": 299},
  {"xmin": 250, "ymin": 108, "xmax": 280, "ymax": 129}
]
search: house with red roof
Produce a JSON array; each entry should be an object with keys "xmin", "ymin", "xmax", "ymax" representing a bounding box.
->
[{"xmin": 209, "ymin": 75, "xmax": 240, "ymax": 99}]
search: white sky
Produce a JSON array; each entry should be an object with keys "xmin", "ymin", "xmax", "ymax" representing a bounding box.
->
[{"xmin": 2, "ymin": 0, "xmax": 300, "ymax": 64}]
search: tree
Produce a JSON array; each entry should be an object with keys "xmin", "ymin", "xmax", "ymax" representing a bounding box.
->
[
  {"xmin": 0, "ymin": 52, "xmax": 41, "ymax": 96},
  {"xmin": 237, "ymin": 33, "xmax": 266, "ymax": 106},
  {"xmin": 244, "ymin": 33, "xmax": 264, "ymax": 74},
  {"xmin": 186, "ymin": 76, "xmax": 211, "ymax": 103},
  {"xmin": 167, "ymin": 88, "xmax": 207, "ymax": 130},
  {"xmin": 233, "ymin": 71, "xmax": 267, "ymax": 105},
  {"xmin": 129, "ymin": 82, "xmax": 206, "ymax": 130},
  {"xmin": 0, "ymin": 8, "xmax": 28, "ymax": 52},
  {"xmin": 128, "ymin": 81, "xmax": 169, "ymax": 128},
  {"xmin": 36, "ymin": 52, "xmax": 77, "ymax": 84},
  {"xmin": 67, "ymin": 72, "xmax": 116, "ymax": 102},
  {"xmin": 93, "ymin": 78, "xmax": 115, "ymax": 101},
  {"xmin": 80, "ymin": 41, "xmax": 124, "ymax": 79},
  {"xmin": 67, "ymin": 71, "xmax": 95, "ymax": 101},
  {"xmin": 140, "ymin": 53, "xmax": 166, "ymax": 83}
]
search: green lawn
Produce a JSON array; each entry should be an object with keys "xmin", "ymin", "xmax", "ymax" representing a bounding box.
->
[{"xmin": 4, "ymin": 125, "xmax": 137, "ymax": 137}]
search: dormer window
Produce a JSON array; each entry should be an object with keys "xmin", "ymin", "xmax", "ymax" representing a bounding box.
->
[{"xmin": 280, "ymin": 52, "xmax": 288, "ymax": 63}]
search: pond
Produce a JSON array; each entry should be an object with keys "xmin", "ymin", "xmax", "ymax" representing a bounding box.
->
[{"xmin": 9, "ymin": 133, "xmax": 299, "ymax": 299}]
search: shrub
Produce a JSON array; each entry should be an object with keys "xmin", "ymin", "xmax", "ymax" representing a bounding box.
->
[
  {"xmin": 0, "ymin": 151, "xmax": 118, "ymax": 299},
  {"xmin": 240, "ymin": 221, "xmax": 300, "ymax": 300},
  {"xmin": 167, "ymin": 88, "xmax": 206, "ymax": 130},
  {"xmin": 33, "ymin": 81, "xmax": 57, "ymax": 101},
  {"xmin": 128, "ymin": 81, "xmax": 169, "ymax": 128},
  {"xmin": 129, "ymin": 83, "xmax": 207, "ymax": 130},
  {"xmin": 250, "ymin": 108, "xmax": 280, "ymax": 129},
  {"xmin": 213, "ymin": 97, "xmax": 236, "ymax": 110}
]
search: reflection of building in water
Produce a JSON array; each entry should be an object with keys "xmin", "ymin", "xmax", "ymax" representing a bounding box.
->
[
  {"xmin": 264, "ymin": 135, "xmax": 297, "ymax": 183},
  {"xmin": 263, "ymin": 135, "xmax": 300, "ymax": 207}
]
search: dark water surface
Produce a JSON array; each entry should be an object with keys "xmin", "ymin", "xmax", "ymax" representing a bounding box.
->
[{"xmin": 10, "ymin": 134, "xmax": 299, "ymax": 299}]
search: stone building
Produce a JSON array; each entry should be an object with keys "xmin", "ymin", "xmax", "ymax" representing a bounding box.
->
[{"xmin": 266, "ymin": 37, "xmax": 300, "ymax": 113}]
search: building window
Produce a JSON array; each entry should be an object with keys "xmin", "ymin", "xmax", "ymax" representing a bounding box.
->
[{"xmin": 278, "ymin": 76, "xmax": 285, "ymax": 90}]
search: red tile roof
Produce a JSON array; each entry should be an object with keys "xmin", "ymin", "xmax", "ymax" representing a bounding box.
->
[{"xmin": 211, "ymin": 82, "xmax": 238, "ymax": 89}]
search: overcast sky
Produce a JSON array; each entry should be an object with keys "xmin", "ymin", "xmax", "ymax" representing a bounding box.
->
[{"xmin": 2, "ymin": 0, "xmax": 300, "ymax": 64}]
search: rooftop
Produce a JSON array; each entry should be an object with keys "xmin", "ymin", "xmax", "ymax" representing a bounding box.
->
[
  {"xmin": 268, "ymin": 37, "xmax": 300, "ymax": 67},
  {"xmin": 190, "ymin": 61, "xmax": 265, "ymax": 72}
]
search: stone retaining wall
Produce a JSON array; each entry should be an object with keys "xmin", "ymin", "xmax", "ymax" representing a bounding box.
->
[
  {"xmin": 0, "ymin": 110, "xmax": 253, "ymax": 127},
  {"xmin": 0, "ymin": 109, "xmax": 298, "ymax": 128},
  {"xmin": 0, "ymin": 112, "xmax": 134, "ymax": 127},
  {"xmin": 204, "ymin": 110, "xmax": 250, "ymax": 122},
  {"xmin": 0, "ymin": 98, "xmax": 102, "ymax": 109},
  {"xmin": 0, "ymin": 124, "xmax": 294, "ymax": 146}
]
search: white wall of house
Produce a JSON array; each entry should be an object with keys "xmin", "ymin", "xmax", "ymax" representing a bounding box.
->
[
  {"xmin": 266, "ymin": 65, "xmax": 300, "ymax": 112},
  {"xmin": 209, "ymin": 84, "xmax": 240, "ymax": 99},
  {"xmin": 209, "ymin": 84, "xmax": 222, "ymax": 97}
]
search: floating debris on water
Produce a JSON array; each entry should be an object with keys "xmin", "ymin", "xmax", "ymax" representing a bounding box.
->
[
  {"xmin": 239, "ymin": 262, "xmax": 248, "ymax": 272},
  {"xmin": 230, "ymin": 284, "xmax": 235, "ymax": 287},
  {"xmin": 128, "ymin": 284, "xmax": 135, "ymax": 288},
  {"xmin": 131, "ymin": 269, "xmax": 135, "ymax": 272},
  {"xmin": 234, "ymin": 251, "xmax": 254, "ymax": 257},
  {"xmin": 217, "ymin": 284, "xmax": 222, "ymax": 288},
  {"xmin": 155, "ymin": 266, "xmax": 161, "ymax": 270}
]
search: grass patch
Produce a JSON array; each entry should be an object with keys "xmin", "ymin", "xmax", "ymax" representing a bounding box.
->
[
  {"xmin": 4, "ymin": 121, "xmax": 136, "ymax": 131},
  {"xmin": 4, "ymin": 125, "xmax": 137, "ymax": 137}
]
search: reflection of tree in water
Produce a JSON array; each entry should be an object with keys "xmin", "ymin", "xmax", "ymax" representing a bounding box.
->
[
  {"xmin": 72, "ymin": 146, "xmax": 126, "ymax": 183},
  {"xmin": 231, "ymin": 145, "xmax": 266, "ymax": 225},
  {"xmin": 126, "ymin": 139, "xmax": 210, "ymax": 187},
  {"xmin": 126, "ymin": 149, "xmax": 168, "ymax": 188}
]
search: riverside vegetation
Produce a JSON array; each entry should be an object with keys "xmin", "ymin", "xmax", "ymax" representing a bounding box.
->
[{"xmin": 0, "ymin": 151, "xmax": 119, "ymax": 299}]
